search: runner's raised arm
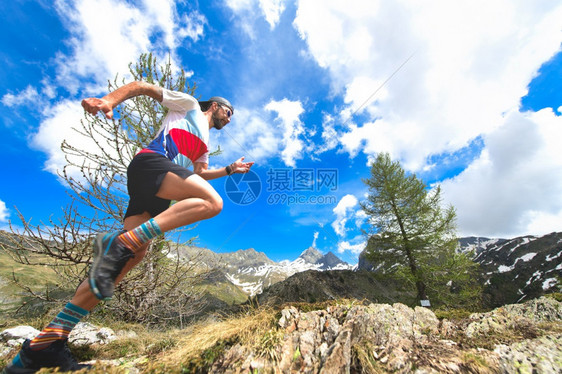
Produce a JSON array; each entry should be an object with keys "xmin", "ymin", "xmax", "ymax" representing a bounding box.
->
[{"xmin": 81, "ymin": 81, "xmax": 163, "ymax": 119}]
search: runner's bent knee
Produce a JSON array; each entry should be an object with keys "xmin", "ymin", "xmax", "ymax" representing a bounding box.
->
[
  {"xmin": 157, "ymin": 173, "xmax": 212, "ymax": 201},
  {"xmin": 206, "ymin": 193, "xmax": 223, "ymax": 218}
]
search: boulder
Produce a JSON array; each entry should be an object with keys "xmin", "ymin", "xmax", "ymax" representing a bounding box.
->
[
  {"xmin": 69, "ymin": 322, "xmax": 116, "ymax": 347},
  {"xmin": 0, "ymin": 322, "xmax": 116, "ymax": 359}
]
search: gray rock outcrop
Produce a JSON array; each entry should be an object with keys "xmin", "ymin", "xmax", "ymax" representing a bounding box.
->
[{"xmin": 207, "ymin": 296, "xmax": 562, "ymax": 373}]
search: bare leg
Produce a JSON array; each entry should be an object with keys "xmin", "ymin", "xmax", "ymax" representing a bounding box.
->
[
  {"xmin": 70, "ymin": 212, "xmax": 152, "ymax": 310},
  {"xmin": 153, "ymin": 172, "xmax": 223, "ymax": 232},
  {"xmin": 69, "ymin": 172, "xmax": 221, "ymax": 310}
]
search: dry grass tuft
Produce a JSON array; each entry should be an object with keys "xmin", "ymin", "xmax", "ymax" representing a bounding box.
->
[{"xmin": 157, "ymin": 306, "xmax": 277, "ymax": 368}]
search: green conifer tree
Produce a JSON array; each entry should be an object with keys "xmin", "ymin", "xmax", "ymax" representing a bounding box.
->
[{"xmin": 361, "ymin": 153, "xmax": 481, "ymax": 308}]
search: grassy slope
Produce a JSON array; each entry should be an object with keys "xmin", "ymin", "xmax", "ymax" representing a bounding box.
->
[{"xmin": 0, "ymin": 250, "xmax": 65, "ymax": 314}]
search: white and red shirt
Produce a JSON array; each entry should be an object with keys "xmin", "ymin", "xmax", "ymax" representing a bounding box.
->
[{"xmin": 139, "ymin": 89, "xmax": 209, "ymax": 169}]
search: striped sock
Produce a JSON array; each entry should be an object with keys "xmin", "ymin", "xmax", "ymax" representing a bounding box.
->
[
  {"xmin": 117, "ymin": 218, "xmax": 162, "ymax": 251},
  {"xmin": 9, "ymin": 352, "xmax": 24, "ymax": 368},
  {"xmin": 29, "ymin": 302, "xmax": 89, "ymax": 351}
]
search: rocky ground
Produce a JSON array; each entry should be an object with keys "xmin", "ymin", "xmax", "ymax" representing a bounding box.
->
[
  {"xmin": 1, "ymin": 296, "xmax": 561, "ymax": 373},
  {"xmin": 205, "ymin": 296, "xmax": 562, "ymax": 373}
]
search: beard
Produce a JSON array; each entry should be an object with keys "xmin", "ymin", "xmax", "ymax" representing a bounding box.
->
[{"xmin": 212, "ymin": 110, "xmax": 225, "ymax": 129}]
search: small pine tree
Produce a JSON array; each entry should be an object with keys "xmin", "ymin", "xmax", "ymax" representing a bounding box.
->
[{"xmin": 361, "ymin": 153, "xmax": 481, "ymax": 308}]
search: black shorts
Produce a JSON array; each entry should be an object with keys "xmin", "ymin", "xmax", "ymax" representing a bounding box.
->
[{"xmin": 124, "ymin": 152, "xmax": 194, "ymax": 219}]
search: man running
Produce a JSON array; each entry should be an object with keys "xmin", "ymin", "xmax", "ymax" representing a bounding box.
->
[{"xmin": 4, "ymin": 81, "xmax": 254, "ymax": 373}]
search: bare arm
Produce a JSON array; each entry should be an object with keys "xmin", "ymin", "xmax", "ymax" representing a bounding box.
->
[
  {"xmin": 194, "ymin": 157, "xmax": 255, "ymax": 180},
  {"xmin": 81, "ymin": 81, "xmax": 163, "ymax": 119},
  {"xmin": 194, "ymin": 163, "xmax": 227, "ymax": 180}
]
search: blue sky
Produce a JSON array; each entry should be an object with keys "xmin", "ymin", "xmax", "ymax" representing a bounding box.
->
[{"xmin": 1, "ymin": 1, "xmax": 561, "ymax": 264}]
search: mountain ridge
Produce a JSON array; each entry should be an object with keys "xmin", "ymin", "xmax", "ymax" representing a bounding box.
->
[
  {"xmin": 177, "ymin": 232, "xmax": 561, "ymax": 306},
  {"xmin": 175, "ymin": 245, "xmax": 353, "ymax": 297},
  {"xmin": 356, "ymin": 231, "xmax": 562, "ymax": 307}
]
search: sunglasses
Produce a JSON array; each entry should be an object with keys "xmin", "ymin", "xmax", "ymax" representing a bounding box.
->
[{"xmin": 220, "ymin": 104, "xmax": 232, "ymax": 118}]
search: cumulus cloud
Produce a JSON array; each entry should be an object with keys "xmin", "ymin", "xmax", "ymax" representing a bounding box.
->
[
  {"xmin": 259, "ymin": 0, "xmax": 287, "ymax": 29},
  {"xmin": 1, "ymin": 86, "xmax": 40, "ymax": 108},
  {"xmin": 317, "ymin": 113, "xmax": 339, "ymax": 154},
  {"xmin": 337, "ymin": 236, "xmax": 367, "ymax": 255},
  {"xmin": 25, "ymin": 0, "xmax": 206, "ymax": 179},
  {"xmin": 295, "ymin": 1, "xmax": 562, "ymax": 169},
  {"xmin": 53, "ymin": 0, "xmax": 204, "ymax": 92},
  {"xmin": 294, "ymin": 0, "xmax": 562, "ymax": 237},
  {"xmin": 210, "ymin": 106, "xmax": 280, "ymax": 166},
  {"xmin": 440, "ymin": 108, "xmax": 562, "ymax": 237},
  {"xmin": 331, "ymin": 194, "xmax": 358, "ymax": 237},
  {"xmin": 265, "ymin": 98, "xmax": 305, "ymax": 167},
  {"xmin": 0, "ymin": 199, "xmax": 9, "ymax": 222},
  {"xmin": 312, "ymin": 231, "xmax": 319, "ymax": 247},
  {"xmin": 226, "ymin": 0, "xmax": 287, "ymax": 34},
  {"xmin": 142, "ymin": 0, "xmax": 206, "ymax": 46},
  {"xmin": 213, "ymin": 98, "xmax": 307, "ymax": 167},
  {"xmin": 331, "ymin": 194, "xmax": 369, "ymax": 255},
  {"xmin": 29, "ymin": 100, "xmax": 121, "ymax": 179}
]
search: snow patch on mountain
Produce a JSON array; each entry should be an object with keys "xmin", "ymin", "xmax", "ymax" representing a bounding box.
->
[{"xmin": 217, "ymin": 247, "xmax": 354, "ymax": 297}]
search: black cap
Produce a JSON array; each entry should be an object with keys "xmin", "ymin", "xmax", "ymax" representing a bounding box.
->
[{"xmin": 199, "ymin": 96, "xmax": 234, "ymax": 114}]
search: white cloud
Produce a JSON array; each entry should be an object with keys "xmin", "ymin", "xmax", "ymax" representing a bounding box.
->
[
  {"xmin": 294, "ymin": 0, "xmax": 562, "ymax": 237},
  {"xmin": 294, "ymin": 0, "xmax": 380, "ymax": 72},
  {"xmin": 0, "ymin": 199, "xmax": 9, "ymax": 222},
  {"xmin": 214, "ymin": 98, "xmax": 306, "ymax": 168},
  {"xmin": 331, "ymin": 195, "xmax": 368, "ymax": 256},
  {"xmin": 192, "ymin": 99, "xmax": 306, "ymax": 171},
  {"xmin": 226, "ymin": 0, "xmax": 287, "ymax": 33},
  {"xmin": 440, "ymin": 108, "xmax": 562, "ymax": 237},
  {"xmin": 31, "ymin": 101, "xmax": 83, "ymax": 176},
  {"xmin": 52, "ymin": 0, "xmax": 205, "ymax": 93},
  {"xmin": 210, "ymin": 107, "xmax": 279, "ymax": 165},
  {"xmin": 26, "ymin": 0, "xmax": 206, "ymax": 181},
  {"xmin": 259, "ymin": 0, "xmax": 287, "ymax": 29},
  {"xmin": 176, "ymin": 11, "xmax": 207, "ymax": 42},
  {"xmin": 294, "ymin": 0, "xmax": 562, "ymax": 169},
  {"xmin": 312, "ymin": 231, "xmax": 319, "ymax": 247},
  {"xmin": 317, "ymin": 113, "xmax": 339, "ymax": 154},
  {"xmin": 265, "ymin": 98, "xmax": 305, "ymax": 167},
  {"xmin": 30, "ymin": 100, "xmax": 124, "ymax": 180},
  {"xmin": 523, "ymin": 210, "xmax": 562, "ymax": 237},
  {"xmin": 343, "ymin": 76, "xmax": 388, "ymax": 115},
  {"xmin": 1, "ymin": 86, "xmax": 40, "ymax": 108},
  {"xmin": 355, "ymin": 210, "xmax": 368, "ymax": 228},
  {"xmin": 337, "ymin": 237, "xmax": 366, "ymax": 255},
  {"xmin": 332, "ymin": 194, "xmax": 358, "ymax": 236},
  {"xmin": 142, "ymin": 0, "xmax": 206, "ymax": 47},
  {"xmin": 225, "ymin": 0, "xmax": 254, "ymax": 12}
]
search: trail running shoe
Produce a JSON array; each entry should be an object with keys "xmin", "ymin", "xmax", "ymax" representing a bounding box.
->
[
  {"xmin": 88, "ymin": 231, "xmax": 135, "ymax": 300},
  {"xmin": 3, "ymin": 339, "xmax": 91, "ymax": 373}
]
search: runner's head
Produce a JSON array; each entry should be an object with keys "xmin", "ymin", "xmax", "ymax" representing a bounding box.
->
[{"xmin": 199, "ymin": 96, "xmax": 234, "ymax": 130}]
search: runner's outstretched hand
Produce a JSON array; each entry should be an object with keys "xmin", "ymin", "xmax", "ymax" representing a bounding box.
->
[
  {"xmin": 231, "ymin": 157, "xmax": 255, "ymax": 174},
  {"xmin": 81, "ymin": 98, "xmax": 114, "ymax": 119}
]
